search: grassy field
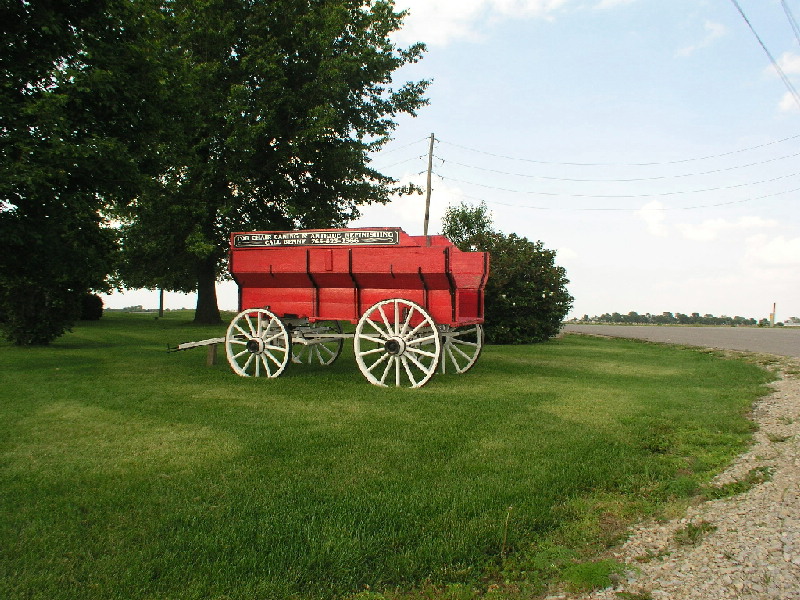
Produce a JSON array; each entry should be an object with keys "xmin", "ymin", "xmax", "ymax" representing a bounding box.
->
[{"xmin": 0, "ymin": 312, "xmax": 773, "ymax": 599}]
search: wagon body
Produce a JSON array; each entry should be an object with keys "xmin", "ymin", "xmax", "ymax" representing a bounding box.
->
[{"xmin": 229, "ymin": 228, "xmax": 489, "ymax": 326}]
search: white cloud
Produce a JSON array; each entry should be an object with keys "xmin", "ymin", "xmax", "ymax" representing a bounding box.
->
[
  {"xmin": 676, "ymin": 21, "xmax": 727, "ymax": 58},
  {"xmin": 746, "ymin": 234, "xmax": 800, "ymax": 268},
  {"xmin": 594, "ymin": 0, "xmax": 638, "ymax": 9},
  {"xmin": 349, "ymin": 171, "xmax": 470, "ymax": 235},
  {"xmin": 779, "ymin": 91, "xmax": 800, "ymax": 113},
  {"xmin": 636, "ymin": 200, "xmax": 668, "ymax": 237},
  {"xmin": 393, "ymin": 0, "xmax": 571, "ymax": 46},
  {"xmin": 676, "ymin": 216, "xmax": 777, "ymax": 242},
  {"xmin": 777, "ymin": 52, "xmax": 800, "ymax": 75}
]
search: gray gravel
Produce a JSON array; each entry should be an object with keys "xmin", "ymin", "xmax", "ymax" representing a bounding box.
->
[{"xmin": 563, "ymin": 325, "xmax": 800, "ymax": 358}]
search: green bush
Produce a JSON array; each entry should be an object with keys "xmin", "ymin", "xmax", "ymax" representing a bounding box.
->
[
  {"xmin": 0, "ymin": 283, "xmax": 82, "ymax": 345},
  {"xmin": 80, "ymin": 293, "xmax": 104, "ymax": 320}
]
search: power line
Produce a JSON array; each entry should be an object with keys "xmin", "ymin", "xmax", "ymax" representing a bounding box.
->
[
  {"xmin": 438, "ymin": 132, "xmax": 800, "ymax": 167},
  {"xmin": 434, "ymin": 170, "xmax": 800, "ymax": 199},
  {"xmin": 371, "ymin": 155, "xmax": 425, "ymax": 170},
  {"xmin": 447, "ymin": 186, "xmax": 800, "ymax": 212},
  {"xmin": 435, "ymin": 150, "xmax": 800, "ymax": 183},
  {"xmin": 371, "ymin": 136, "xmax": 429, "ymax": 157},
  {"xmin": 730, "ymin": 0, "xmax": 800, "ymax": 110},
  {"xmin": 781, "ymin": 0, "xmax": 800, "ymax": 46}
]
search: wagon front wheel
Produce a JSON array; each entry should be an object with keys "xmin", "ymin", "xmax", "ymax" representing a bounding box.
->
[
  {"xmin": 225, "ymin": 308, "xmax": 291, "ymax": 378},
  {"xmin": 354, "ymin": 298, "xmax": 441, "ymax": 388}
]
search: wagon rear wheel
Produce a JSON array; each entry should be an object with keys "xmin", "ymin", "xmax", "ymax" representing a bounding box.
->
[
  {"xmin": 440, "ymin": 324, "xmax": 484, "ymax": 374},
  {"xmin": 354, "ymin": 298, "xmax": 441, "ymax": 388},
  {"xmin": 291, "ymin": 320, "xmax": 344, "ymax": 366},
  {"xmin": 225, "ymin": 308, "xmax": 291, "ymax": 378}
]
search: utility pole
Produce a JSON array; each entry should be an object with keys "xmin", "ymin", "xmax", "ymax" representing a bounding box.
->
[{"xmin": 423, "ymin": 132, "xmax": 435, "ymax": 236}]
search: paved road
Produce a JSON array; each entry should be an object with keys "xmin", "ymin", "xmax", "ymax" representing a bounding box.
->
[{"xmin": 563, "ymin": 325, "xmax": 800, "ymax": 358}]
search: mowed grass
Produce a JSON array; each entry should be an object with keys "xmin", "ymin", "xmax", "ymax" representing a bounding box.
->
[{"xmin": 0, "ymin": 312, "xmax": 772, "ymax": 599}]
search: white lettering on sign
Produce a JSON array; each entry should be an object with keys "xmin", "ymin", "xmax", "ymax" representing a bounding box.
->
[{"xmin": 233, "ymin": 230, "xmax": 400, "ymax": 248}]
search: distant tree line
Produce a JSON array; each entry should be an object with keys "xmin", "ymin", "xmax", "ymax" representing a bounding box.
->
[{"xmin": 574, "ymin": 312, "xmax": 773, "ymax": 327}]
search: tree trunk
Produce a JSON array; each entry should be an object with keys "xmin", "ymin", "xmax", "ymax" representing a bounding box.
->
[{"xmin": 194, "ymin": 256, "xmax": 222, "ymax": 324}]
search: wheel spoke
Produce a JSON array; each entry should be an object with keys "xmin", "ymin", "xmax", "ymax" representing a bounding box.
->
[
  {"xmin": 451, "ymin": 338, "xmax": 479, "ymax": 348},
  {"xmin": 395, "ymin": 355, "xmax": 401, "ymax": 387},
  {"xmin": 379, "ymin": 356, "xmax": 394, "ymax": 385},
  {"xmin": 399, "ymin": 306, "xmax": 414, "ymax": 336},
  {"xmin": 407, "ymin": 320, "xmax": 428, "ymax": 339},
  {"xmin": 406, "ymin": 333, "xmax": 437, "ymax": 346},
  {"xmin": 404, "ymin": 351, "xmax": 430, "ymax": 374},
  {"xmin": 359, "ymin": 347, "xmax": 387, "ymax": 357},
  {"xmin": 451, "ymin": 343, "xmax": 474, "ymax": 361},
  {"xmin": 264, "ymin": 349, "xmax": 284, "ymax": 367},
  {"xmin": 244, "ymin": 314, "xmax": 257, "ymax": 337},
  {"xmin": 405, "ymin": 346, "xmax": 437, "ymax": 359},
  {"xmin": 447, "ymin": 346, "xmax": 460, "ymax": 371},
  {"xmin": 367, "ymin": 352, "xmax": 391, "ymax": 373},
  {"xmin": 365, "ymin": 316, "xmax": 390, "ymax": 338},
  {"xmin": 401, "ymin": 356, "xmax": 418, "ymax": 387},
  {"xmin": 260, "ymin": 354, "xmax": 272, "ymax": 376},
  {"xmin": 378, "ymin": 304, "xmax": 393, "ymax": 335}
]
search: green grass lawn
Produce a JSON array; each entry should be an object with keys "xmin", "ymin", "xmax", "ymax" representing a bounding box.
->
[{"xmin": 0, "ymin": 312, "xmax": 773, "ymax": 599}]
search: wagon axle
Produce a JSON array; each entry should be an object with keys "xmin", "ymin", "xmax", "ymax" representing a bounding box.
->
[{"xmin": 384, "ymin": 338, "xmax": 404, "ymax": 355}]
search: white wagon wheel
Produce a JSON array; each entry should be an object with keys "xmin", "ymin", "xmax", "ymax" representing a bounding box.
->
[
  {"xmin": 354, "ymin": 298, "xmax": 441, "ymax": 388},
  {"xmin": 225, "ymin": 308, "xmax": 291, "ymax": 378},
  {"xmin": 291, "ymin": 320, "xmax": 344, "ymax": 365},
  {"xmin": 440, "ymin": 324, "xmax": 484, "ymax": 374}
]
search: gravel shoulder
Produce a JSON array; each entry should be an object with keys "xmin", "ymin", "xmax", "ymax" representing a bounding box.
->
[{"xmin": 555, "ymin": 354, "xmax": 800, "ymax": 600}]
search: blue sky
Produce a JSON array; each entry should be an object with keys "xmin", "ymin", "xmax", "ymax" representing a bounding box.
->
[{"xmin": 104, "ymin": 0, "xmax": 800, "ymax": 322}]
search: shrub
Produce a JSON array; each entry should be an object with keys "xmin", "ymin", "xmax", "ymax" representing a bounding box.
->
[{"xmin": 80, "ymin": 293, "xmax": 104, "ymax": 320}]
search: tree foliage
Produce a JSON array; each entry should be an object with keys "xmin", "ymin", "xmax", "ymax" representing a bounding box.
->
[
  {"xmin": 114, "ymin": 0, "xmax": 430, "ymax": 323},
  {"xmin": 0, "ymin": 0, "xmax": 125, "ymax": 344},
  {"xmin": 442, "ymin": 202, "xmax": 573, "ymax": 344},
  {"xmin": 1, "ymin": 0, "xmax": 428, "ymax": 343}
]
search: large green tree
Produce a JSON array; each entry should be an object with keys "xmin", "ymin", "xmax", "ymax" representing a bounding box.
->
[
  {"xmin": 115, "ymin": 0, "xmax": 429, "ymax": 323},
  {"xmin": 442, "ymin": 202, "xmax": 573, "ymax": 344},
  {"xmin": 0, "ymin": 0, "xmax": 135, "ymax": 344}
]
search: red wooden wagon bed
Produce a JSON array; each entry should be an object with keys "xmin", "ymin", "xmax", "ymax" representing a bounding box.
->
[{"xmin": 179, "ymin": 227, "xmax": 489, "ymax": 388}]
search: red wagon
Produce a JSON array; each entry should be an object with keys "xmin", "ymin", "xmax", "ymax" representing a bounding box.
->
[{"xmin": 182, "ymin": 228, "xmax": 489, "ymax": 388}]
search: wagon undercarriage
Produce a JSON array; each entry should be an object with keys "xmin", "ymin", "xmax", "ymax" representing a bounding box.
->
[{"xmin": 222, "ymin": 300, "xmax": 484, "ymax": 388}]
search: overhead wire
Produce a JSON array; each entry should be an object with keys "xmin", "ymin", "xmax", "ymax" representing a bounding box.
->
[
  {"xmin": 729, "ymin": 0, "xmax": 800, "ymax": 110},
  {"xmin": 435, "ymin": 150, "xmax": 800, "ymax": 183},
  {"xmin": 781, "ymin": 0, "xmax": 800, "ymax": 46},
  {"xmin": 437, "ymin": 132, "xmax": 800, "ymax": 166},
  {"xmin": 445, "ymin": 185, "xmax": 800, "ymax": 212},
  {"xmin": 434, "ymin": 171, "xmax": 800, "ymax": 199}
]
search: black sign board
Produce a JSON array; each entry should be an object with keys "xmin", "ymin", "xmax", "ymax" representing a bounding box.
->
[{"xmin": 233, "ymin": 230, "xmax": 400, "ymax": 248}]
